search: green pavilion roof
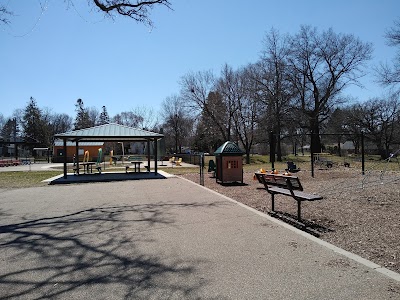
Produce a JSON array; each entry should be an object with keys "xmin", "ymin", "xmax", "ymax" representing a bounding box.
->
[
  {"xmin": 214, "ymin": 141, "xmax": 244, "ymax": 156},
  {"xmin": 54, "ymin": 123, "xmax": 164, "ymax": 142}
]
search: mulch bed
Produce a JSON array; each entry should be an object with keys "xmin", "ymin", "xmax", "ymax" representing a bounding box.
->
[{"xmin": 180, "ymin": 167, "xmax": 400, "ymax": 274}]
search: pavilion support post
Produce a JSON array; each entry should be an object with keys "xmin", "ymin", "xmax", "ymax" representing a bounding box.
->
[
  {"xmin": 154, "ymin": 139, "xmax": 158, "ymax": 175},
  {"xmin": 63, "ymin": 138, "xmax": 67, "ymax": 179},
  {"xmin": 147, "ymin": 139, "xmax": 151, "ymax": 173},
  {"xmin": 75, "ymin": 141, "xmax": 79, "ymax": 175}
]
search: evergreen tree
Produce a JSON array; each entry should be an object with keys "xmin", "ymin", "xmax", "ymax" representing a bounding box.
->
[
  {"xmin": 1, "ymin": 118, "xmax": 18, "ymax": 141},
  {"xmin": 98, "ymin": 106, "xmax": 110, "ymax": 125},
  {"xmin": 74, "ymin": 99, "xmax": 91, "ymax": 130},
  {"xmin": 22, "ymin": 97, "xmax": 46, "ymax": 145}
]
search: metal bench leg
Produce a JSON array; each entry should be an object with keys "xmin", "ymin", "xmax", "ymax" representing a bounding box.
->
[
  {"xmin": 297, "ymin": 200, "xmax": 301, "ymax": 221},
  {"xmin": 271, "ymin": 194, "xmax": 275, "ymax": 212}
]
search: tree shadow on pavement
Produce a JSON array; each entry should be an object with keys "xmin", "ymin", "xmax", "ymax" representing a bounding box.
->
[{"xmin": 0, "ymin": 202, "xmax": 225, "ymax": 299}]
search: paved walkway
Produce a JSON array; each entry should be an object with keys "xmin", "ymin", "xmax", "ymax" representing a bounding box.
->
[{"xmin": 0, "ymin": 176, "xmax": 399, "ymax": 299}]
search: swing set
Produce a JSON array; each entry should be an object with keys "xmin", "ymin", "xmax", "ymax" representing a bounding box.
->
[
  {"xmin": 268, "ymin": 131, "xmax": 400, "ymax": 195},
  {"xmin": 269, "ymin": 131, "xmax": 367, "ymax": 178}
]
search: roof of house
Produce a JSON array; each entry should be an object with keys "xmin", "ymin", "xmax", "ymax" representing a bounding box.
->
[{"xmin": 54, "ymin": 123, "xmax": 163, "ymax": 142}]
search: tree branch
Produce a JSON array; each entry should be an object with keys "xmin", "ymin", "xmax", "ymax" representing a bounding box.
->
[{"xmin": 92, "ymin": 0, "xmax": 171, "ymax": 26}]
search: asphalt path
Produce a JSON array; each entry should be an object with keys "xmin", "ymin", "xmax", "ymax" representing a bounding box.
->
[{"xmin": 0, "ymin": 176, "xmax": 399, "ymax": 299}]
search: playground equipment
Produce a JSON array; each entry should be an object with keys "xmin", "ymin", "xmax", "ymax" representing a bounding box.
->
[
  {"xmin": 96, "ymin": 148, "xmax": 103, "ymax": 173},
  {"xmin": 109, "ymin": 150, "xmax": 114, "ymax": 165},
  {"xmin": 313, "ymin": 153, "xmax": 334, "ymax": 169},
  {"xmin": 83, "ymin": 150, "xmax": 90, "ymax": 163}
]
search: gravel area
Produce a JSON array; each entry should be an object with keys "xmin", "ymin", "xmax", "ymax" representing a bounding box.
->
[{"xmin": 180, "ymin": 167, "xmax": 400, "ymax": 274}]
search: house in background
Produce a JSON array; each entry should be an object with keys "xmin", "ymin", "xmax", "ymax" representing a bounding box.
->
[{"xmin": 53, "ymin": 140, "xmax": 104, "ymax": 163}]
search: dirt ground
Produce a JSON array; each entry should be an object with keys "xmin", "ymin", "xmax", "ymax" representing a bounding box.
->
[{"xmin": 180, "ymin": 167, "xmax": 400, "ymax": 274}]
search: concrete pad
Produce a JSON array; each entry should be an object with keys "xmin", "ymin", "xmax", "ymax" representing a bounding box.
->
[
  {"xmin": 0, "ymin": 177, "xmax": 398, "ymax": 299},
  {"xmin": 47, "ymin": 170, "xmax": 173, "ymax": 184}
]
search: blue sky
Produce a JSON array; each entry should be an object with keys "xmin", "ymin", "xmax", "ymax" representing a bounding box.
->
[{"xmin": 1, "ymin": 0, "xmax": 399, "ymax": 120}]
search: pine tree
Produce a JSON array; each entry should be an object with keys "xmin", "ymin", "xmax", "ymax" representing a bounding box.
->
[
  {"xmin": 74, "ymin": 99, "xmax": 91, "ymax": 130},
  {"xmin": 22, "ymin": 97, "xmax": 46, "ymax": 145},
  {"xmin": 98, "ymin": 106, "xmax": 110, "ymax": 125},
  {"xmin": 1, "ymin": 118, "xmax": 18, "ymax": 141}
]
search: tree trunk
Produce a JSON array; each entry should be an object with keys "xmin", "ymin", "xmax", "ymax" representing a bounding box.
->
[{"xmin": 246, "ymin": 152, "xmax": 250, "ymax": 165}]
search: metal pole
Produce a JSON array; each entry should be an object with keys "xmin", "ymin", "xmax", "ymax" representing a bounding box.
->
[
  {"xmin": 270, "ymin": 131, "xmax": 275, "ymax": 170},
  {"xmin": 75, "ymin": 141, "xmax": 79, "ymax": 175},
  {"xmin": 200, "ymin": 153, "xmax": 204, "ymax": 186},
  {"xmin": 122, "ymin": 142, "xmax": 124, "ymax": 165},
  {"xmin": 63, "ymin": 139, "xmax": 67, "ymax": 179},
  {"xmin": 361, "ymin": 131, "xmax": 365, "ymax": 175},
  {"xmin": 154, "ymin": 139, "xmax": 158, "ymax": 175},
  {"xmin": 311, "ymin": 131, "xmax": 315, "ymax": 178}
]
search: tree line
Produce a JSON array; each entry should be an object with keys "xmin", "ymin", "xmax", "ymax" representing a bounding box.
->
[
  {"xmin": 167, "ymin": 24, "xmax": 400, "ymax": 162},
  {"xmin": 1, "ymin": 22, "xmax": 400, "ymax": 161}
]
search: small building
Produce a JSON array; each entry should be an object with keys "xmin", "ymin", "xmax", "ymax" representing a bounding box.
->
[
  {"xmin": 53, "ymin": 140, "xmax": 104, "ymax": 163},
  {"xmin": 214, "ymin": 141, "xmax": 244, "ymax": 184}
]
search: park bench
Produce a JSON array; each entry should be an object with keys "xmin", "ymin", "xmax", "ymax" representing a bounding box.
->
[{"xmin": 255, "ymin": 172, "xmax": 323, "ymax": 222}]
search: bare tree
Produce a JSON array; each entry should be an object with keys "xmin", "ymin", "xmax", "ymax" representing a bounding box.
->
[
  {"xmin": 91, "ymin": 0, "xmax": 171, "ymax": 26},
  {"xmin": 230, "ymin": 66, "xmax": 259, "ymax": 164},
  {"xmin": 287, "ymin": 26, "xmax": 373, "ymax": 153},
  {"xmin": 349, "ymin": 95, "xmax": 400, "ymax": 158},
  {"xmin": 112, "ymin": 106, "xmax": 158, "ymax": 130},
  {"xmin": 161, "ymin": 95, "xmax": 193, "ymax": 153},
  {"xmin": 324, "ymin": 107, "xmax": 351, "ymax": 156},
  {"xmin": 253, "ymin": 28, "xmax": 294, "ymax": 161},
  {"xmin": 0, "ymin": 6, "xmax": 11, "ymax": 25},
  {"xmin": 215, "ymin": 64, "xmax": 243, "ymax": 142},
  {"xmin": 51, "ymin": 113, "xmax": 73, "ymax": 134},
  {"xmin": 131, "ymin": 106, "xmax": 159, "ymax": 130},
  {"xmin": 376, "ymin": 18, "xmax": 400, "ymax": 92},
  {"xmin": 0, "ymin": 114, "xmax": 6, "ymax": 131},
  {"xmin": 193, "ymin": 93, "xmax": 227, "ymax": 153},
  {"xmin": 181, "ymin": 69, "xmax": 237, "ymax": 143},
  {"xmin": 0, "ymin": 1, "xmax": 171, "ymax": 27}
]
